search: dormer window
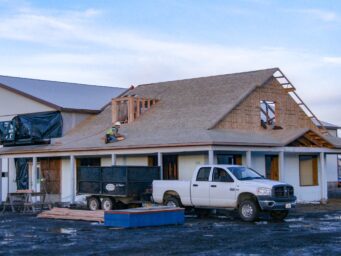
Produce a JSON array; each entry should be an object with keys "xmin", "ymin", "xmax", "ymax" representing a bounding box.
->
[
  {"xmin": 260, "ymin": 100, "xmax": 276, "ymax": 129},
  {"xmin": 112, "ymin": 96, "xmax": 158, "ymax": 124}
]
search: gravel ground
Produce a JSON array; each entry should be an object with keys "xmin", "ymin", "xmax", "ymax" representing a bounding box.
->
[{"xmin": 1, "ymin": 201, "xmax": 341, "ymax": 256}]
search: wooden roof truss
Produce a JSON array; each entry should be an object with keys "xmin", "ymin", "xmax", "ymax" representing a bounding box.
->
[
  {"xmin": 273, "ymin": 69, "xmax": 329, "ymax": 135},
  {"xmin": 288, "ymin": 130, "xmax": 333, "ymax": 148},
  {"xmin": 112, "ymin": 96, "xmax": 159, "ymax": 124}
]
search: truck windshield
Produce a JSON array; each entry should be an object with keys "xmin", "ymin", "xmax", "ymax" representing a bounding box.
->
[{"xmin": 227, "ymin": 167, "xmax": 263, "ymax": 181}]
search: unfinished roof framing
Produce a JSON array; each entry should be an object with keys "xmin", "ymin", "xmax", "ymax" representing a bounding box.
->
[
  {"xmin": 112, "ymin": 96, "xmax": 159, "ymax": 124},
  {"xmin": 272, "ymin": 69, "xmax": 329, "ymax": 135}
]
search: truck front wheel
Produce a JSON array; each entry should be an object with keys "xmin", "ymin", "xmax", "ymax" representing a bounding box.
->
[
  {"xmin": 270, "ymin": 210, "xmax": 288, "ymax": 221},
  {"xmin": 164, "ymin": 196, "xmax": 180, "ymax": 208},
  {"xmin": 238, "ymin": 199, "xmax": 259, "ymax": 222},
  {"xmin": 87, "ymin": 197, "xmax": 100, "ymax": 211}
]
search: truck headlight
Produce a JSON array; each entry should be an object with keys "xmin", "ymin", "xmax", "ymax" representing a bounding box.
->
[{"xmin": 257, "ymin": 187, "xmax": 272, "ymax": 196}]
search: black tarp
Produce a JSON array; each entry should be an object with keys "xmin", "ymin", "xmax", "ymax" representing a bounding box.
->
[
  {"xmin": 0, "ymin": 111, "xmax": 63, "ymax": 146},
  {"xmin": 15, "ymin": 158, "xmax": 29, "ymax": 190},
  {"xmin": 13, "ymin": 111, "xmax": 63, "ymax": 140}
]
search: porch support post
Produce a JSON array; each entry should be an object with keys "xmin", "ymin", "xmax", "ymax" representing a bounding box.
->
[
  {"xmin": 157, "ymin": 152, "xmax": 163, "ymax": 180},
  {"xmin": 320, "ymin": 152, "xmax": 328, "ymax": 203},
  {"xmin": 70, "ymin": 155, "xmax": 76, "ymax": 203},
  {"xmin": 208, "ymin": 150, "xmax": 214, "ymax": 165},
  {"xmin": 111, "ymin": 154, "xmax": 117, "ymax": 166},
  {"xmin": 32, "ymin": 157, "xmax": 37, "ymax": 192},
  {"xmin": 246, "ymin": 151, "xmax": 252, "ymax": 168},
  {"xmin": 0, "ymin": 157, "xmax": 2, "ymax": 202},
  {"xmin": 279, "ymin": 151, "xmax": 285, "ymax": 182}
]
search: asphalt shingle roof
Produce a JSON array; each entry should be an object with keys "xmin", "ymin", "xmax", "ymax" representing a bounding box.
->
[{"xmin": 1, "ymin": 67, "xmax": 341, "ymax": 155}]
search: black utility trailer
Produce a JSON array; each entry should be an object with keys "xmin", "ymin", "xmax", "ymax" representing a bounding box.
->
[{"xmin": 77, "ymin": 166, "xmax": 160, "ymax": 210}]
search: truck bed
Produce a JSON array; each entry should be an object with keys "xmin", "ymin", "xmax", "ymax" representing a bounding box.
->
[{"xmin": 152, "ymin": 180, "xmax": 192, "ymax": 206}]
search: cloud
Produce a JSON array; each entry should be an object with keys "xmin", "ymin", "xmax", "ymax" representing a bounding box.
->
[
  {"xmin": 0, "ymin": 5, "xmax": 340, "ymax": 125},
  {"xmin": 287, "ymin": 8, "xmax": 338, "ymax": 22},
  {"xmin": 323, "ymin": 56, "xmax": 341, "ymax": 65}
]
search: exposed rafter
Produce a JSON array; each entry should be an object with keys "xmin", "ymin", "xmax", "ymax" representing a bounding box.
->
[{"xmin": 273, "ymin": 69, "xmax": 329, "ymax": 135}]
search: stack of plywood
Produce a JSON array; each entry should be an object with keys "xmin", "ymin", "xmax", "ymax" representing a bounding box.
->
[{"xmin": 38, "ymin": 208, "xmax": 104, "ymax": 222}]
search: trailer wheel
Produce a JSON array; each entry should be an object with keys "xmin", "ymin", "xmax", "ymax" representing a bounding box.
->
[
  {"xmin": 238, "ymin": 199, "xmax": 259, "ymax": 222},
  {"xmin": 164, "ymin": 196, "xmax": 180, "ymax": 208},
  {"xmin": 270, "ymin": 210, "xmax": 288, "ymax": 221},
  {"xmin": 101, "ymin": 197, "xmax": 114, "ymax": 211},
  {"xmin": 87, "ymin": 197, "xmax": 100, "ymax": 211}
]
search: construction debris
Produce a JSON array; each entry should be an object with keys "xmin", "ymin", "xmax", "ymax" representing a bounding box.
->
[{"xmin": 37, "ymin": 208, "xmax": 104, "ymax": 223}]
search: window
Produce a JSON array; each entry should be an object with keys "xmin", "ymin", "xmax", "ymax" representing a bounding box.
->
[
  {"xmin": 299, "ymin": 156, "xmax": 318, "ymax": 186},
  {"xmin": 260, "ymin": 100, "xmax": 276, "ymax": 128},
  {"xmin": 196, "ymin": 167, "xmax": 211, "ymax": 181},
  {"xmin": 79, "ymin": 158, "xmax": 101, "ymax": 167},
  {"xmin": 228, "ymin": 167, "xmax": 263, "ymax": 181},
  {"xmin": 212, "ymin": 167, "xmax": 234, "ymax": 182},
  {"xmin": 217, "ymin": 154, "xmax": 242, "ymax": 165}
]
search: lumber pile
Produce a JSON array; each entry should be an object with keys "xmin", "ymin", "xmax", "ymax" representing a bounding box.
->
[{"xmin": 38, "ymin": 207, "xmax": 104, "ymax": 222}]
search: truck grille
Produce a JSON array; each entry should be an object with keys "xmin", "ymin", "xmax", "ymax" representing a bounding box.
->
[{"xmin": 273, "ymin": 185, "xmax": 294, "ymax": 198}]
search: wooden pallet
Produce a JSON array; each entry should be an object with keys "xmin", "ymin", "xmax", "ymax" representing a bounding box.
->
[{"xmin": 37, "ymin": 207, "xmax": 104, "ymax": 222}]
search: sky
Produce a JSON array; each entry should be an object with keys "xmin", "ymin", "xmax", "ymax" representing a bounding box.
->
[{"xmin": 0, "ymin": 0, "xmax": 340, "ymax": 126}]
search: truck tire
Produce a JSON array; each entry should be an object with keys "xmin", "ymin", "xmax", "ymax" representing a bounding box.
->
[
  {"xmin": 164, "ymin": 196, "xmax": 180, "ymax": 208},
  {"xmin": 101, "ymin": 197, "xmax": 114, "ymax": 211},
  {"xmin": 238, "ymin": 199, "xmax": 259, "ymax": 222},
  {"xmin": 270, "ymin": 210, "xmax": 288, "ymax": 221},
  {"xmin": 87, "ymin": 197, "xmax": 100, "ymax": 211}
]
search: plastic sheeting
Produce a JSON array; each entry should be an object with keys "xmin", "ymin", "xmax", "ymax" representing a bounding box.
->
[
  {"xmin": 15, "ymin": 158, "xmax": 29, "ymax": 190},
  {"xmin": 13, "ymin": 111, "xmax": 63, "ymax": 140},
  {"xmin": 0, "ymin": 111, "xmax": 63, "ymax": 146}
]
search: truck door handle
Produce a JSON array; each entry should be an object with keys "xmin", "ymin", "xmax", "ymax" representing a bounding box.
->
[
  {"xmin": 211, "ymin": 185, "xmax": 217, "ymax": 188},
  {"xmin": 230, "ymin": 188, "xmax": 235, "ymax": 191},
  {"xmin": 193, "ymin": 184, "xmax": 198, "ymax": 187}
]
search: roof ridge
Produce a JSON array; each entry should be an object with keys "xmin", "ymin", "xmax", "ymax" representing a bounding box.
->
[
  {"xmin": 137, "ymin": 67, "xmax": 279, "ymax": 87},
  {"xmin": 0, "ymin": 74, "xmax": 125, "ymax": 90}
]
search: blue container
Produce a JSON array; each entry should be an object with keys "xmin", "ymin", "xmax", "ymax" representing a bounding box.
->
[{"xmin": 104, "ymin": 207, "xmax": 185, "ymax": 228}]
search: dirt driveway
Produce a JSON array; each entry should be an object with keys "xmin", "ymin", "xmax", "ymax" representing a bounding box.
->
[{"xmin": 0, "ymin": 202, "xmax": 341, "ymax": 255}]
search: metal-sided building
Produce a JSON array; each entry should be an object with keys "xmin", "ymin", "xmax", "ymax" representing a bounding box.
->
[{"xmin": 0, "ymin": 75, "xmax": 125, "ymax": 202}]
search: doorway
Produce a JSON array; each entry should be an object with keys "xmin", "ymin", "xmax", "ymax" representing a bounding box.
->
[
  {"xmin": 163, "ymin": 155, "xmax": 178, "ymax": 180},
  {"xmin": 40, "ymin": 158, "xmax": 61, "ymax": 200},
  {"xmin": 265, "ymin": 155, "xmax": 279, "ymax": 181}
]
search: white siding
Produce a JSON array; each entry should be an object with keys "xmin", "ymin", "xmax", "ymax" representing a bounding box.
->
[
  {"xmin": 116, "ymin": 156, "xmax": 148, "ymax": 166},
  {"xmin": 8, "ymin": 158, "xmax": 17, "ymax": 193},
  {"xmin": 284, "ymin": 154, "xmax": 321, "ymax": 203},
  {"xmin": 1, "ymin": 177, "xmax": 7, "ymax": 201},
  {"xmin": 250, "ymin": 152, "xmax": 266, "ymax": 176},
  {"xmin": 1, "ymin": 158, "xmax": 8, "ymax": 201},
  {"xmin": 0, "ymin": 86, "xmax": 54, "ymax": 121},
  {"xmin": 61, "ymin": 112, "xmax": 92, "ymax": 135},
  {"xmin": 0, "ymin": 88, "xmax": 54, "ymax": 199},
  {"xmin": 101, "ymin": 157, "xmax": 112, "ymax": 167},
  {"xmin": 326, "ymin": 155, "xmax": 338, "ymax": 182},
  {"xmin": 61, "ymin": 158, "xmax": 72, "ymax": 203},
  {"xmin": 178, "ymin": 154, "xmax": 207, "ymax": 180}
]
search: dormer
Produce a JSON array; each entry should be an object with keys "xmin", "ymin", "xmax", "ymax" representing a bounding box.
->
[{"xmin": 112, "ymin": 95, "xmax": 159, "ymax": 124}]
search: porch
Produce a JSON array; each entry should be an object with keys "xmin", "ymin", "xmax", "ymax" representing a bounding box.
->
[{"xmin": 1, "ymin": 145, "xmax": 341, "ymax": 204}]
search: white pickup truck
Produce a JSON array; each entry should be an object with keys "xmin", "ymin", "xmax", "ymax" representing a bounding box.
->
[{"xmin": 153, "ymin": 165, "xmax": 297, "ymax": 222}]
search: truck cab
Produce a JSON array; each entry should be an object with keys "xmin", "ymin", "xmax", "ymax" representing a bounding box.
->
[{"xmin": 153, "ymin": 165, "xmax": 297, "ymax": 221}]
